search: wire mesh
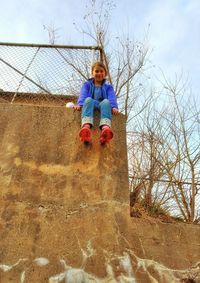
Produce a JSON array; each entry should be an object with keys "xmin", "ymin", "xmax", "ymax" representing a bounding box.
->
[{"xmin": 0, "ymin": 43, "xmax": 102, "ymax": 105}]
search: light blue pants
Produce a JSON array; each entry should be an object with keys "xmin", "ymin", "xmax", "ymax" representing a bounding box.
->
[{"xmin": 81, "ymin": 97, "xmax": 112, "ymax": 128}]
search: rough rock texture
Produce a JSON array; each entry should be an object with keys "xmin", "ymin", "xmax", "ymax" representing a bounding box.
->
[{"xmin": 0, "ymin": 103, "xmax": 200, "ymax": 283}]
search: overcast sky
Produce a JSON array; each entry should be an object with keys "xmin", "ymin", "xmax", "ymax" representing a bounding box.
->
[{"xmin": 0, "ymin": 0, "xmax": 199, "ymax": 99}]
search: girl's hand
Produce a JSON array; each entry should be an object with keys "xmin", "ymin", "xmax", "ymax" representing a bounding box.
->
[
  {"xmin": 73, "ymin": 105, "xmax": 81, "ymax": 111},
  {"xmin": 112, "ymin": 108, "xmax": 119, "ymax": 115}
]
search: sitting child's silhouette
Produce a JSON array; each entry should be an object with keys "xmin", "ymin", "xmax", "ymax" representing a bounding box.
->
[{"xmin": 73, "ymin": 61, "xmax": 119, "ymax": 144}]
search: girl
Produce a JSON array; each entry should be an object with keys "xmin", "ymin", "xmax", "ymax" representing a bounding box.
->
[{"xmin": 73, "ymin": 61, "xmax": 119, "ymax": 144}]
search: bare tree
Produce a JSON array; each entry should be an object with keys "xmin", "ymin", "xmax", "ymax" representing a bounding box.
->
[
  {"xmin": 43, "ymin": 23, "xmax": 60, "ymax": 44},
  {"xmin": 129, "ymin": 99, "xmax": 174, "ymax": 211},
  {"xmin": 129, "ymin": 74, "xmax": 200, "ymax": 222},
  {"xmin": 157, "ymin": 77, "xmax": 200, "ymax": 222}
]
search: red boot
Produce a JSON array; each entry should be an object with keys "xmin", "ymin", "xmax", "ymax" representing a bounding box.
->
[
  {"xmin": 79, "ymin": 126, "xmax": 92, "ymax": 143},
  {"xmin": 100, "ymin": 127, "xmax": 113, "ymax": 144}
]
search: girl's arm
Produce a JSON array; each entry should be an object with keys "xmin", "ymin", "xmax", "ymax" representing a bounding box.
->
[
  {"xmin": 73, "ymin": 105, "xmax": 81, "ymax": 111},
  {"xmin": 77, "ymin": 82, "xmax": 90, "ymax": 106},
  {"xmin": 112, "ymin": 107, "xmax": 119, "ymax": 115},
  {"xmin": 107, "ymin": 85, "xmax": 119, "ymax": 109}
]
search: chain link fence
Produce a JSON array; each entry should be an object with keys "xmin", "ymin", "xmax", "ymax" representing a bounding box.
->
[{"xmin": 0, "ymin": 42, "xmax": 103, "ymax": 105}]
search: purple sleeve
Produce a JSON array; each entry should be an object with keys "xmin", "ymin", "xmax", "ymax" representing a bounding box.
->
[
  {"xmin": 107, "ymin": 85, "xmax": 118, "ymax": 109},
  {"xmin": 77, "ymin": 82, "xmax": 90, "ymax": 106}
]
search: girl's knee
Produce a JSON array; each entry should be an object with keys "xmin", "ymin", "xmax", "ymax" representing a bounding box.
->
[
  {"xmin": 84, "ymin": 97, "xmax": 93, "ymax": 105},
  {"xmin": 100, "ymin": 99, "xmax": 110, "ymax": 106}
]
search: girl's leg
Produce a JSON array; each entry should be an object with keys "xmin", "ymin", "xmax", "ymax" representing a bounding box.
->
[
  {"xmin": 99, "ymin": 99, "xmax": 113, "ymax": 144},
  {"xmin": 99, "ymin": 99, "xmax": 112, "ymax": 127},
  {"xmin": 81, "ymin": 97, "xmax": 95, "ymax": 127},
  {"xmin": 79, "ymin": 97, "xmax": 95, "ymax": 143}
]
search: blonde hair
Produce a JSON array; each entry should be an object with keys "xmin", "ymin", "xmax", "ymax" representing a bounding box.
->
[{"xmin": 91, "ymin": 61, "xmax": 107, "ymax": 76}]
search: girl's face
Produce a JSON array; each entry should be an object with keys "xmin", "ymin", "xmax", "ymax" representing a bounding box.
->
[{"xmin": 92, "ymin": 66, "xmax": 106, "ymax": 84}]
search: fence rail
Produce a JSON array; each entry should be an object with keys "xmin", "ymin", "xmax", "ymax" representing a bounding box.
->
[{"xmin": 0, "ymin": 42, "xmax": 103, "ymax": 104}]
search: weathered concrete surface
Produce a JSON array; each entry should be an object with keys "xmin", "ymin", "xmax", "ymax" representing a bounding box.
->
[
  {"xmin": 0, "ymin": 104, "xmax": 128, "ymax": 207},
  {"xmin": 0, "ymin": 103, "xmax": 200, "ymax": 283}
]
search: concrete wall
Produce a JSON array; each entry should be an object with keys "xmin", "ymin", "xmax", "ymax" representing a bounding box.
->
[
  {"xmin": 0, "ymin": 103, "xmax": 128, "ymax": 206},
  {"xmin": 0, "ymin": 103, "xmax": 200, "ymax": 283}
]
